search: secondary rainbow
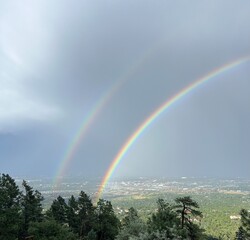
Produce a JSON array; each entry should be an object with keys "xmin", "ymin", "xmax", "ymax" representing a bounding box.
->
[
  {"xmin": 54, "ymin": 82, "xmax": 121, "ymax": 187},
  {"xmin": 53, "ymin": 42, "xmax": 163, "ymax": 187},
  {"xmin": 96, "ymin": 56, "xmax": 250, "ymax": 200}
]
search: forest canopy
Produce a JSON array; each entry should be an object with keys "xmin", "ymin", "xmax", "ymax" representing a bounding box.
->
[{"xmin": 0, "ymin": 173, "xmax": 249, "ymax": 240}]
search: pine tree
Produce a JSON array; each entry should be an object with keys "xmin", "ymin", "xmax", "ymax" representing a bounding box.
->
[
  {"xmin": 86, "ymin": 229, "xmax": 98, "ymax": 240},
  {"xmin": 19, "ymin": 180, "xmax": 44, "ymax": 239},
  {"xmin": 236, "ymin": 209, "xmax": 250, "ymax": 239},
  {"xmin": 236, "ymin": 226, "xmax": 245, "ymax": 240},
  {"xmin": 48, "ymin": 195, "xmax": 68, "ymax": 224},
  {"xmin": 67, "ymin": 195, "xmax": 80, "ymax": 235},
  {"xmin": 95, "ymin": 199, "xmax": 120, "ymax": 240},
  {"xmin": 28, "ymin": 219, "xmax": 77, "ymax": 240},
  {"xmin": 67, "ymin": 192, "xmax": 95, "ymax": 239},
  {"xmin": 78, "ymin": 191, "xmax": 95, "ymax": 239},
  {"xmin": 147, "ymin": 198, "xmax": 185, "ymax": 239},
  {"xmin": 174, "ymin": 196, "xmax": 203, "ymax": 240},
  {"xmin": 116, "ymin": 207, "xmax": 146, "ymax": 240},
  {"xmin": 0, "ymin": 174, "xmax": 21, "ymax": 240},
  {"xmin": 175, "ymin": 196, "xmax": 202, "ymax": 228}
]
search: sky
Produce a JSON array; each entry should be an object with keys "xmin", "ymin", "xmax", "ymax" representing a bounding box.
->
[{"xmin": 0, "ymin": 0, "xmax": 250, "ymax": 180}]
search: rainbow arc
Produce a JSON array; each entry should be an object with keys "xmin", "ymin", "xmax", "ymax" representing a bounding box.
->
[{"xmin": 95, "ymin": 56, "xmax": 250, "ymax": 201}]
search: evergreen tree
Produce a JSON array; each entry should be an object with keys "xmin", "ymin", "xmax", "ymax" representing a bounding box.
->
[
  {"xmin": 95, "ymin": 199, "xmax": 120, "ymax": 240},
  {"xmin": 86, "ymin": 229, "xmax": 98, "ymax": 240},
  {"xmin": 78, "ymin": 191, "xmax": 95, "ymax": 239},
  {"xmin": 174, "ymin": 196, "xmax": 202, "ymax": 229},
  {"xmin": 67, "ymin": 195, "xmax": 80, "ymax": 235},
  {"xmin": 236, "ymin": 209, "xmax": 250, "ymax": 239},
  {"xmin": 67, "ymin": 192, "xmax": 96, "ymax": 239},
  {"xmin": 186, "ymin": 222, "xmax": 205, "ymax": 240},
  {"xmin": 28, "ymin": 219, "xmax": 77, "ymax": 240},
  {"xmin": 147, "ymin": 198, "xmax": 186, "ymax": 239},
  {"xmin": 116, "ymin": 207, "xmax": 146, "ymax": 240},
  {"xmin": 0, "ymin": 174, "xmax": 21, "ymax": 240},
  {"xmin": 235, "ymin": 226, "xmax": 245, "ymax": 240},
  {"xmin": 48, "ymin": 195, "xmax": 68, "ymax": 224},
  {"xmin": 19, "ymin": 180, "xmax": 44, "ymax": 239},
  {"xmin": 174, "ymin": 196, "xmax": 203, "ymax": 240}
]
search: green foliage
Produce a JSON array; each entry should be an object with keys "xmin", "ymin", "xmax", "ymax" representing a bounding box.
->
[
  {"xmin": 67, "ymin": 195, "xmax": 79, "ymax": 234},
  {"xmin": 0, "ymin": 174, "xmax": 21, "ymax": 240},
  {"xmin": 21, "ymin": 180, "xmax": 44, "ymax": 222},
  {"xmin": 174, "ymin": 196, "xmax": 202, "ymax": 228},
  {"xmin": 66, "ymin": 191, "xmax": 96, "ymax": 238},
  {"xmin": 95, "ymin": 199, "xmax": 120, "ymax": 240},
  {"xmin": 235, "ymin": 226, "xmax": 244, "ymax": 240},
  {"xmin": 147, "ymin": 198, "xmax": 187, "ymax": 239},
  {"xmin": 1, "ymin": 173, "xmax": 249, "ymax": 240},
  {"xmin": 78, "ymin": 191, "xmax": 95, "ymax": 238},
  {"xmin": 117, "ymin": 198, "xmax": 205, "ymax": 240},
  {"xmin": 19, "ymin": 180, "xmax": 44, "ymax": 239},
  {"xmin": 174, "ymin": 196, "xmax": 204, "ymax": 239},
  {"xmin": 186, "ymin": 222, "xmax": 205, "ymax": 240},
  {"xmin": 111, "ymin": 191, "xmax": 247, "ymax": 239},
  {"xmin": 114, "ymin": 196, "xmax": 206, "ymax": 240},
  {"xmin": 47, "ymin": 195, "xmax": 68, "ymax": 224},
  {"xmin": 116, "ymin": 207, "xmax": 146, "ymax": 240},
  {"xmin": 129, "ymin": 230, "xmax": 181, "ymax": 240},
  {"xmin": 86, "ymin": 229, "xmax": 98, "ymax": 240},
  {"xmin": 28, "ymin": 219, "xmax": 77, "ymax": 240},
  {"xmin": 236, "ymin": 209, "xmax": 250, "ymax": 239},
  {"xmin": 148, "ymin": 199, "xmax": 177, "ymax": 231}
]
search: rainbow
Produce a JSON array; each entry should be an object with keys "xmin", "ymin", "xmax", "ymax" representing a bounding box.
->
[
  {"xmin": 53, "ymin": 43, "xmax": 164, "ymax": 187},
  {"xmin": 96, "ymin": 56, "xmax": 250, "ymax": 200},
  {"xmin": 54, "ymin": 85, "xmax": 120, "ymax": 186}
]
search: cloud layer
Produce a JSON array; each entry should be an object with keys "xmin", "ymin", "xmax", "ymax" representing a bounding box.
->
[
  {"xmin": 1, "ymin": 0, "xmax": 250, "ymax": 178},
  {"xmin": 0, "ymin": 1, "xmax": 60, "ymax": 132}
]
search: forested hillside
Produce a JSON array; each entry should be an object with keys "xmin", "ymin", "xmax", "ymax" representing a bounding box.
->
[{"xmin": 0, "ymin": 174, "xmax": 249, "ymax": 240}]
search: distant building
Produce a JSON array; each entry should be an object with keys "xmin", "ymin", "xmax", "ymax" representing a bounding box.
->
[{"xmin": 230, "ymin": 215, "xmax": 241, "ymax": 220}]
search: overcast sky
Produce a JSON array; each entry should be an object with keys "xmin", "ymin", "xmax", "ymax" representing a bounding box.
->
[{"xmin": 1, "ymin": 1, "xmax": 250, "ymax": 180}]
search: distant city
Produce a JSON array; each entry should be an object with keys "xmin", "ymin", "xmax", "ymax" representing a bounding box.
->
[{"xmin": 13, "ymin": 176, "xmax": 250, "ymax": 207}]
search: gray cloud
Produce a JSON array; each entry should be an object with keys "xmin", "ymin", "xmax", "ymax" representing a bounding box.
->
[{"xmin": 1, "ymin": 0, "xmax": 250, "ymax": 178}]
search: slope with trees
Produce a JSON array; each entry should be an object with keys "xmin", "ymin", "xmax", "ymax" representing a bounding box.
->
[{"xmin": 0, "ymin": 173, "xmax": 249, "ymax": 240}]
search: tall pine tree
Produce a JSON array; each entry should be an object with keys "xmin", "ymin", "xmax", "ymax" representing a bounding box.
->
[
  {"xmin": 236, "ymin": 209, "xmax": 250, "ymax": 239},
  {"xmin": 19, "ymin": 180, "xmax": 44, "ymax": 239},
  {"xmin": 95, "ymin": 199, "xmax": 120, "ymax": 240},
  {"xmin": 0, "ymin": 174, "xmax": 21, "ymax": 240},
  {"xmin": 48, "ymin": 195, "xmax": 68, "ymax": 224}
]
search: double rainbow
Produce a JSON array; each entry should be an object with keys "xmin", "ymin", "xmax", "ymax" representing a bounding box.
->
[
  {"xmin": 96, "ymin": 56, "xmax": 250, "ymax": 200},
  {"xmin": 54, "ymin": 43, "xmax": 163, "ymax": 187}
]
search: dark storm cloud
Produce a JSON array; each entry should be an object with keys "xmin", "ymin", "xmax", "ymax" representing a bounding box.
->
[{"xmin": 0, "ymin": 0, "xmax": 250, "ymax": 178}]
